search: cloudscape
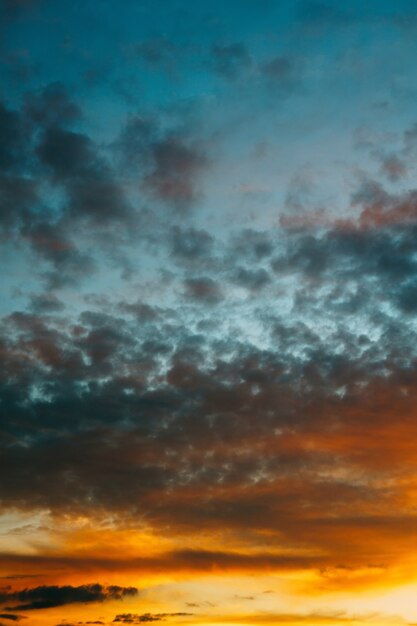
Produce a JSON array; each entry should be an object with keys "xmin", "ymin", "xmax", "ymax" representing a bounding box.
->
[{"xmin": 2, "ymin": 1, "xmax": 417, "ymax": 625}]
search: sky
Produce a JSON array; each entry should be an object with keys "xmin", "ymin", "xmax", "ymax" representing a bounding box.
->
[{"xmin": 3, "ymin": 0, "xmax": 417, "ymax": 624}]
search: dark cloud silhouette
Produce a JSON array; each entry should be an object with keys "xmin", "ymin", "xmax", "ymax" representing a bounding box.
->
[
  {"xmin": 36, "ymin": 127, "xmax": 95, "ymax": 180},
  {"xmin": 113, "ymin": 613, "xmax": 193, "ymax": 624},
  {"xmin": 36, "ymin": 126, "xmax": 130, "ymax": 223},
  {"xmin": 0, "ymin": 584, "xmax": 137, "ymax": 611}
]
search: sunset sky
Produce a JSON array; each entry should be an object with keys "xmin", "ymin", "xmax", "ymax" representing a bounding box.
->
[{"xmin": 3, "ymin": 1, "xmax": 417, "ymax": 625}]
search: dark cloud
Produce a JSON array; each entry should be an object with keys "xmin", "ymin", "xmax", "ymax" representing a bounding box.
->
[
  {"xmin": 144, "ymin": 134, "xmax": 208, "ymax": 209},
  {"xmin": 29, "ymin": 293, "xmax": 65, "ymax": 314},
  {"xmin": 0, "ymin": 85, "xmax": 135, "ymax": 288},
  {"xmin": 0, "ymin": 616, "xmax": 25, "ymax": 622},
  {"xmin": 24, "ymin": 82, "xmax": 81, "ymax": 128},
  {"xmin": 183, "ymin": 277, "xmax": 222, "ymax": 303},
  {"xmin": 113, "ymin": 613, "xmax": 193, "ymax": 624},
  {"xmin": 275, "ymin": 191, "xmax": 417, "ymax": 311},
  {"xmin": 230, "ymin": 229, "xmax": 273, "ymax": 261},
  {"xmin": 67, "ymin": 176, "xmax": 130, "ymax": 223},
  {"xmin": 396, "ymin": 278, "xmax": 417, "ymax": 313},
  {"xmin": 232, "ymin": 267, "xmax": 271, "ymax": 291},
  {"xmin": 36, "ymin": 127, "xmax": 95, "ymax": 180},
  {"xmin": 0, "ymin": 584, "xmax": 137, "ymax": 611},
  {"xmin": 171, "ymin": 226, "xmax": 214, "ymax": 264}
]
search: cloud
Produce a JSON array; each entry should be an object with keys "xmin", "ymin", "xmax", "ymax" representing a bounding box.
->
[
  {"xmin": 0, "ymin": 85, "xmax": 136, "ymax": 288},
  {"xmin": 0, "ymin": 548, "xmax": 330, "ymax": 577},
  {"xmin": 171, "ymin": 226, "xmax": 214, "ymax": 264},
  {"xmin": 230, "ymin": 229, "xmax": 273, "ymax": 261},
  {"xmin": 113, "ymin": 613, "xmax": 193, "ymax": 623},
  {"xmin": 144, "ymin": 135, "xmax": 208, "ymax": 209},
  {"xmin": 183, "ymin": 277, "xmax": 223, "ymax": 304},
  {"xmin": 28, "ymin": 293, "xmax": 65, "ymax": 314},
  {"xmin": 232, "ymin": 267, "xmax": 271, "ymax": 291},
  {"xmin": 36, "ymin": 126, "xmax": 130, "ymax": 223},
  {"xmin": 379, "ymin": 153, "xmax": 407, "ymax": 181},
  {"xmin": 115, "ymin": 113, "xmax": 209, "ymax": 211},
  {"xmin": 24, "ymin": 82, "xmax": 81, "ymax": 128},
  {"xmin": 36, "ymin": 127, "xmax": 95, "ymax": 180},
  {"xmin": 0, "ymin": 584, "xmax": 137, "ymax": 611}
]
